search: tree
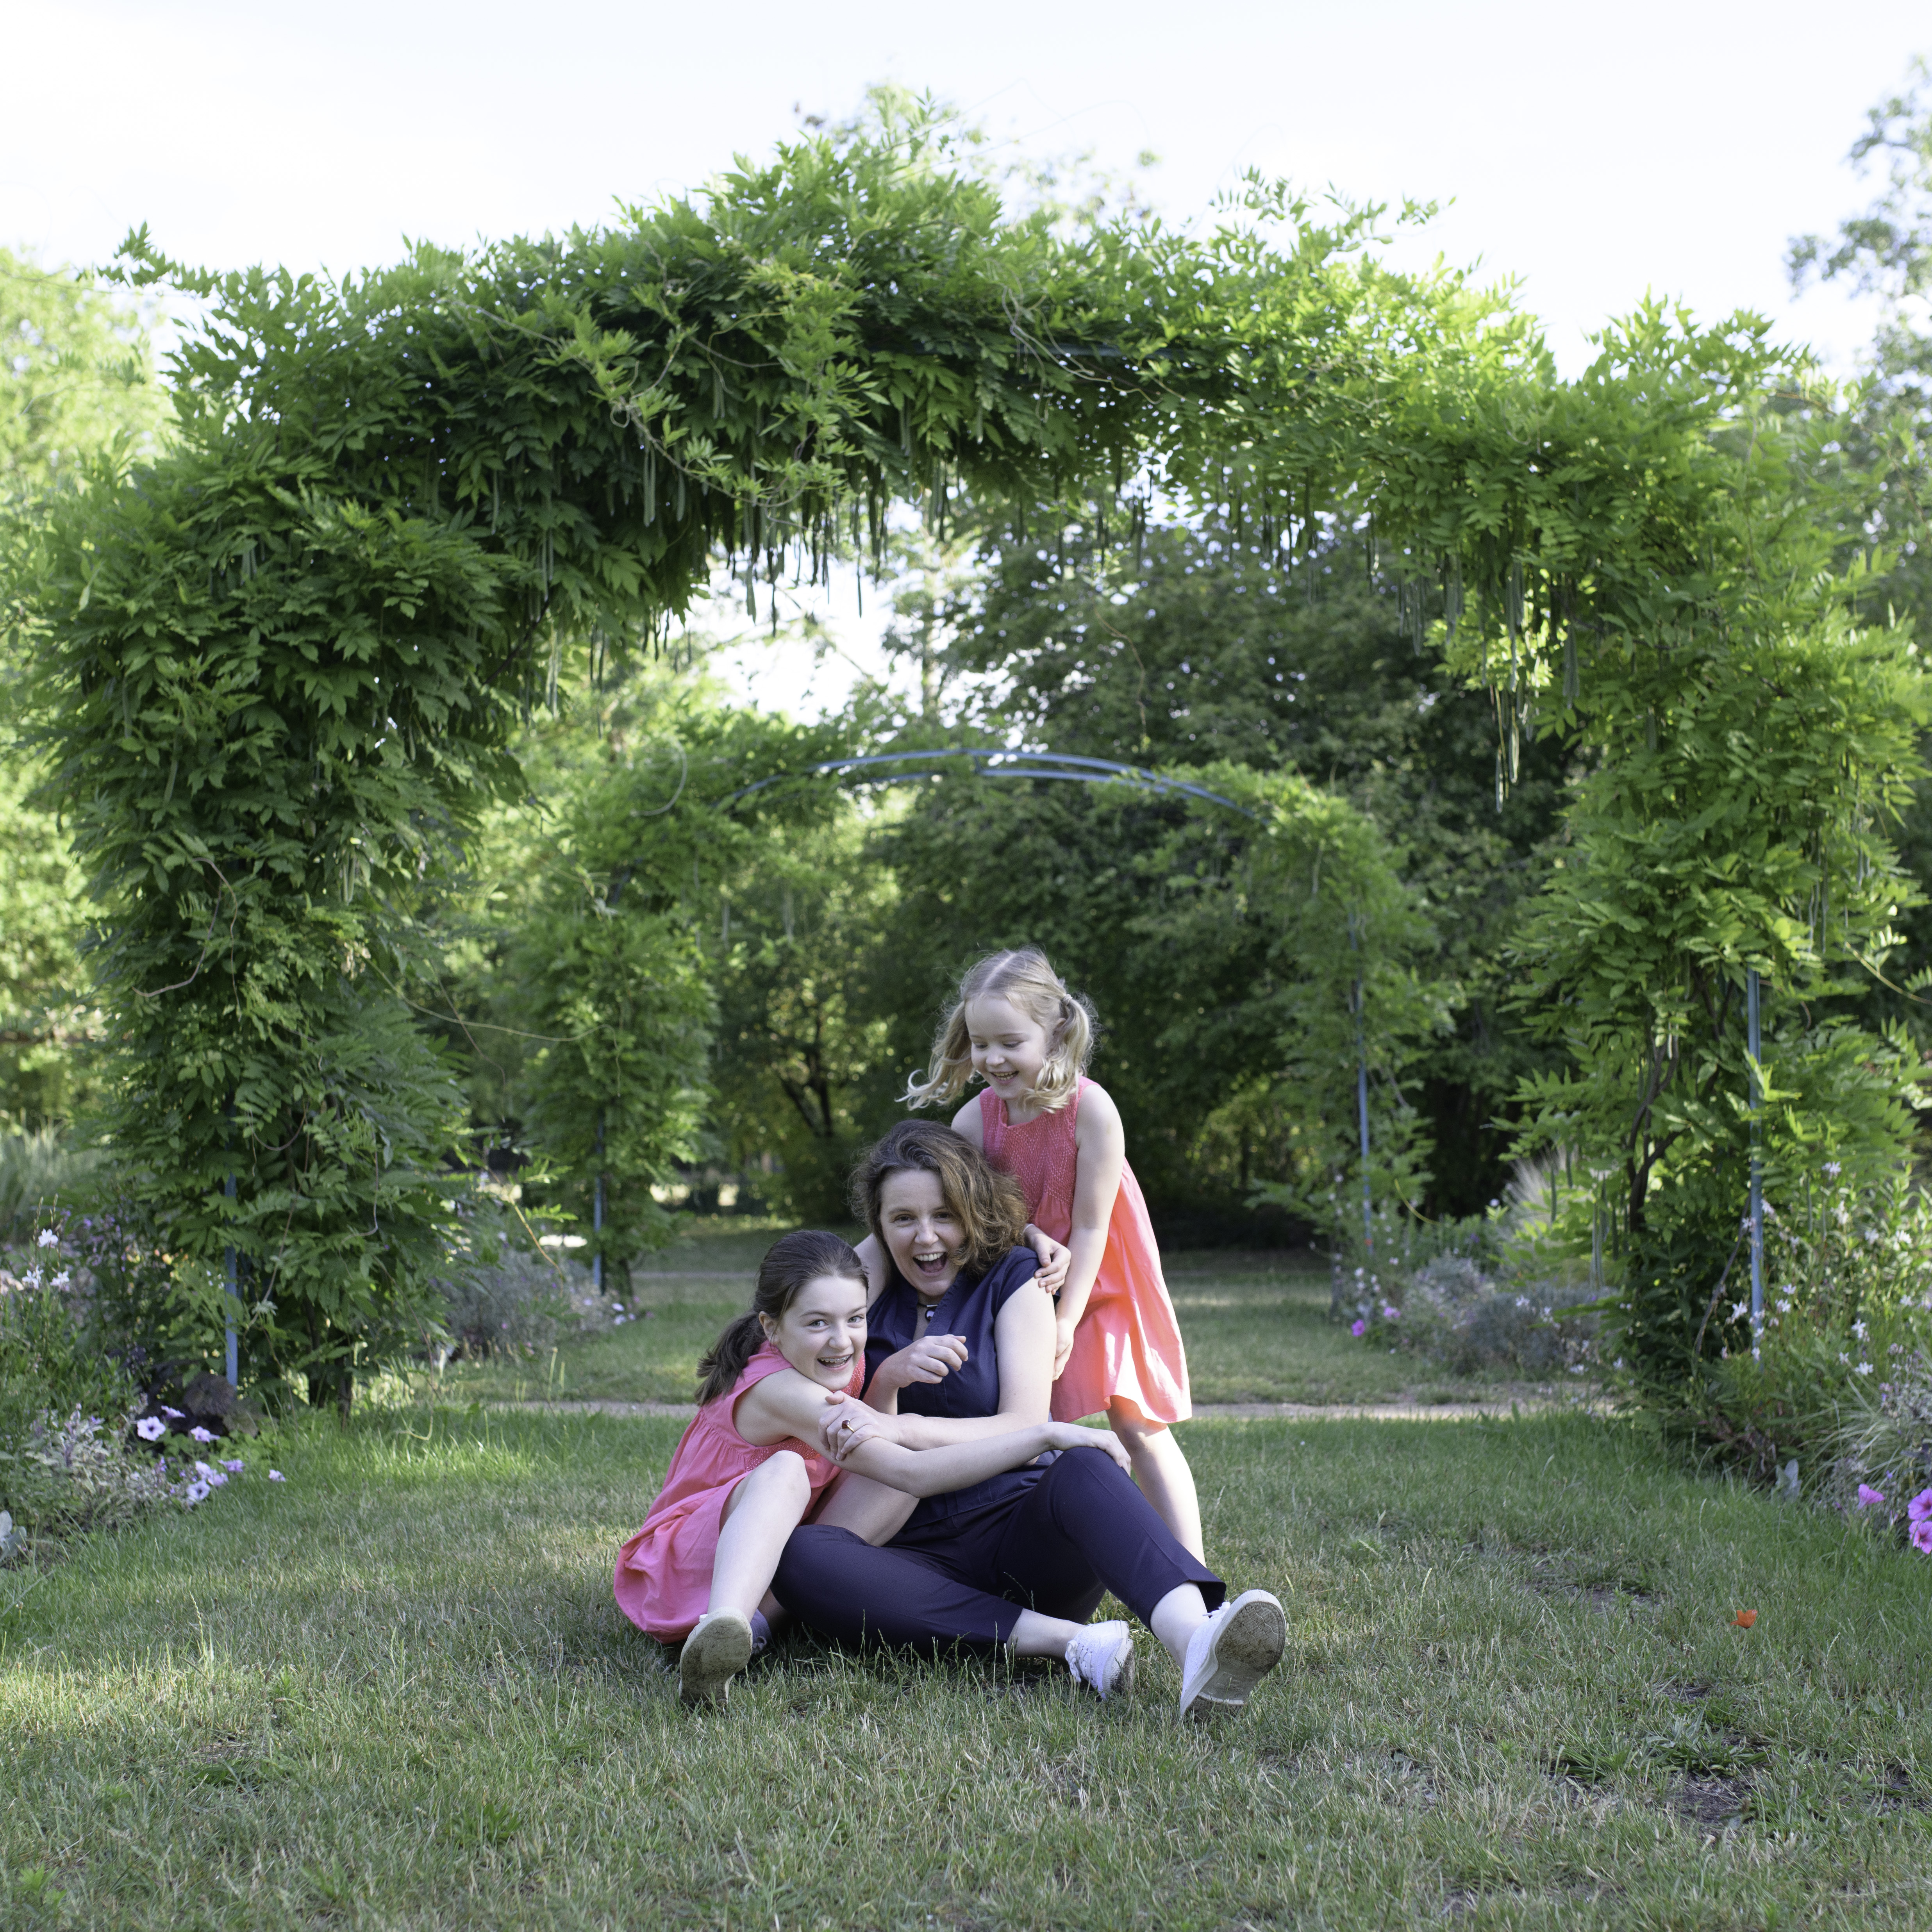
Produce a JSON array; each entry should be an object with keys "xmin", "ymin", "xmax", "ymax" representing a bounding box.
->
[
  {"xmin": 909, "ymin": 514, "xmax": 1569, "ymax": 1212},
  {"xmin": 0, "ymin": 250, "xmax": 164, "ymax": 1129}
]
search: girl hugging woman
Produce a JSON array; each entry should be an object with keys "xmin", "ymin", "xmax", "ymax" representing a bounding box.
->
[
  {"xmin": 613, "ymin": 1228, "xmax": 1128, "ymax": 1708},
  {"xmin": 774, "ymin": 1120, "xmax": 1289, "ymax": 1724}
]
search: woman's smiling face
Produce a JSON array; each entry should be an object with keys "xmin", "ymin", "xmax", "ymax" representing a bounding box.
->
[
  {"xmin": 964, "ymin": 993, "xmax": 1054, "ymax": 1107},
  {"xmin": 760, "ymin": 1273, "xmax": 869, "ymax": 1388},
  {"xmin": 877, "ymin": 1166, "xmax": 965, "ymax": 1297}
]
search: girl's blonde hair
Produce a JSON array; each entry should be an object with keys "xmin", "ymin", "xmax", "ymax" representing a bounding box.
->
[{"xmin": 902, "ymin": 948, "xmax": 1096, "ymax": 1114}]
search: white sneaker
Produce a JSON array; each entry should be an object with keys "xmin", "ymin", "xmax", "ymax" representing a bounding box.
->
[
  {"xmin": 1065, "ymin": 1619, "xmax": 1136, "ymax": 1700},
  {"xmin": 1177, "ymin": 1590, "xmax": 1286, "ymax": 1723},
  {"xmin": 679, "ymin": 1610, "xmax": 754, "ymax": 1708}
]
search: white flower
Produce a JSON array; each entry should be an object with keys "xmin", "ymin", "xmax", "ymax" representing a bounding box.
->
[
  {"xmin": 1569, "ymin": 1364, "xmax": 1586, "ymax": 1374},
  {"xmin": 1853, "ymin": 1320, "xmax": 1868, "ymax": 1340},
  {"xmin": 189, "ymin": 1425, "xmax": 215, "ymax": 1444},
  {"xmin": 35, "ymin": 1229, "xmax": 57, "ymax": 1249},
  {"xmin": 183, "ymin": 1480, "xmax": 210, "ymax": 1505},
  {"xmin": 1776, "ymin": 1299, "xmax": 1793, "ymax": 1314},
  {"xmin": 135, "ymin": 1416, "xmax": 166, "ymax": 1442},
  {"xmin": 1730, "ymin": 1301, "xmax": 1749, "ymax": 1323},
  {"xmin": 268, "ymin": 1469, "xmax": 286, "ymax": 1482},
  {"xmin": 1824, "ymin": 1161, "xmax": 1842, "ymax": 1177},
  {"xmin": 1840, "ymin": 1352, "xmax": 1851, "ymax": 1365},
  {"xmin": 52, "ymin": 1271, "xmax": 70, "ymax": 1290},
  {"xmin": 1856, "ymin": 1362, "xmax": 1874, "ymax": 1376},
  {"xmin": 1614, "ymin": 1358, "xmax": 1626, "ymax": 1370}
]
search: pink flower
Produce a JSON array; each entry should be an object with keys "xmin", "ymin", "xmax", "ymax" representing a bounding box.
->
[
  {"xmin": 1908, "ymin": 1489, "xmax": 1932, "ymax": 1525},
  {"xmin": 1857, "ymin": 1484, "xmax": 1886, "ymax": 1509},
  {"xmin": 1912, "ymin": 1520, "xmax": 1932, "ymax": 1555},
  {"xmin": 1381, "ymin": 1305, "xmax": 1400, "ymax": 1322},
  {"xmin": 189, "ymin": 1425, "xmax": 215, "ymax": 1444},
  {"xmin": 1350, "ymin": 1319, "xmax": 1367, "ymax": 1337},
  {"xmin": 268, "ymin": 1469, "xmax": 286, "ymax": 1482}
]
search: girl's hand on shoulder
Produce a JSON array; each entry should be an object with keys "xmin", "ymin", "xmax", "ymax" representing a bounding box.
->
[
  {"xmin": 1023, "ymin": 1223, "xmax": 1070, "ymax": 1295},
  {"xmin": 1047, "ymin": 1422, "xmax": 1133, "ymax": 1473}
]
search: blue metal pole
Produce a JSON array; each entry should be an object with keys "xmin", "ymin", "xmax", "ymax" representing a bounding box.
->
[
  {"xmin": 224, "ymin": 1167, "xmax": 239, "ymax": 1388},
  {"xmin": 592, "ymin": 1114, "xmax": 605, "ymax": 1295},
  {"xmin": 1349, "ymin": 915, "xmax": 1372, "ymax": 1260},
  {"xmin": 1747, "ymin": 969, "xmax": 1764, "ymax": 1359}
]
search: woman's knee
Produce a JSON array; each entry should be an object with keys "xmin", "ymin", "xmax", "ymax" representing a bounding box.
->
[{"xmin": 771, "ymin": 1523, "xmax": 861, "ymax": 1605}]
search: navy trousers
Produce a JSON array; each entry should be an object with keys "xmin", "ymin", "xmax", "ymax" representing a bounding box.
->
[{"xmin": 772, "ymin": 1447, "xmax": 1223, "ymax": 1654}]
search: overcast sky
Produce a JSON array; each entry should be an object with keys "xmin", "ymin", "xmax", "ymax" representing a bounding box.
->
[{"xmin": 7, "ymin": 0, "xmax": 1927, "ymax": 714}]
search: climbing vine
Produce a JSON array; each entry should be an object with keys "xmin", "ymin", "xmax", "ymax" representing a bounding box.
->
[{"xmin": 14, "ymin": 106, "xmax": 1923, "ymax": 1403}]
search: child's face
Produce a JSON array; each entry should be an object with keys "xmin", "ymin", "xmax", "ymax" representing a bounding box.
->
[
  {"xmin": 964, "ymin": 993, "xmax": 1054, "ymax": 1105},
  {"xmin": 761, "ymin": 1274, "xmax": 869, "ymax": 1388},
  {"xmin": 877, "ymin": 1167, "xmax": 965, "ymax": 1296}
]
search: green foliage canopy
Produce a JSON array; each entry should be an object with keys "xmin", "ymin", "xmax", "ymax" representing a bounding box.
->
[{"xmin": 14, "ymin": 105, "xmax": 1926, "ymax": 1402}]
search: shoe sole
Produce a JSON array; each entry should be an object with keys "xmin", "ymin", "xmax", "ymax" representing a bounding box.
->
[
  {"xmin": 679, "ymin": 1616, "xmax": 753, "ymax": 1708},
  {"xmin": 1182, "ymin": 1594, "xmax": 1286, "ymax": 1724}
]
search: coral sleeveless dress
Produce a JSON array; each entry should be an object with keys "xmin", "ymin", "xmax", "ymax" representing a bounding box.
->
[
  {"xmin": 612, "ymin": 1340, "xmax": 861, "ymax": 1642},
  {"xmin": 980, "ymin": 1078, "xmax": 1191, "ymax": 1427}
]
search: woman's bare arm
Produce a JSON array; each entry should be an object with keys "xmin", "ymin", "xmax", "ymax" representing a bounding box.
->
[{"xmin": 841, "ymin": 1283, "xmax": 1055, "ymax": 1452}]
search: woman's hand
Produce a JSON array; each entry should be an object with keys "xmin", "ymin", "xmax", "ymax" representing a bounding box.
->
[
  {"xmin": 1023, "ymin": 1223, "xmax": 1071, "ymax": 1295},
  {"xmin": 816, "ymin": 1392, "xmax": 901, "ymax": 1463},
  {"xmin": 873, "ymin": 1333, "xmax": 970, "ymax": 1397},
  {"xmin": 1045, "ymin": 1422, "xmax": 1132, "ymax": 1473},
  {"xmin": 1052, "ymin": 1317, "xmax": 1078, "ymax": 1381}
]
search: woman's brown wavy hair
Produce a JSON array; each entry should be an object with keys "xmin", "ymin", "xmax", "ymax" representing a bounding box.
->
[{"xmin": 848, "ymin": 1120, "xmax": 1029, "ymax": 1280}]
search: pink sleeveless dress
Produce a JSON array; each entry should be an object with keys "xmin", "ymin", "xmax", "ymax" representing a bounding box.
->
[
  {"xmin": 980, "ymin": 1078, "xmax": 1191, "ymax": 1427},
  {"xmin": 612, "ymin": 1341, "xmax": 861, "ymax": 1641}
]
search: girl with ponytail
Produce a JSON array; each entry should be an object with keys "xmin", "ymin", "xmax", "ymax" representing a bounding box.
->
[
  {"xmin": 894, "ymin": 948, "xmax": 1203, "ymax": 1559},
  {"xmin": 614, "ymin": 1227, "xmax": 1132, "ymax": 1708}
]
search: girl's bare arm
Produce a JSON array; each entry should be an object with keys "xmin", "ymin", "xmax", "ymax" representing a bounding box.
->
[{"xmin": 1051, "ymin": 1082, "xmax": 1126, "ymax": 1376}]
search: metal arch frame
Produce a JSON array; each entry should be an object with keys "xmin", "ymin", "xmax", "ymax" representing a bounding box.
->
[{"xmin": 726, "ymin": 747, "xmax": 1257, "ymax": 818}]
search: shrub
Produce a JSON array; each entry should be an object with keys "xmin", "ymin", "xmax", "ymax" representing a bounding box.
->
[
  {"xmin": 427, "ymin": 1199, "xmax": 620, "ymax": 1363},
  {"xmin": 0, "ymin": 1405, "xmax": 172, "ymax": 1547},
  {"xmin": 1654, "ymin": 1167, "xmax": 1932, "ymax": 1481}
]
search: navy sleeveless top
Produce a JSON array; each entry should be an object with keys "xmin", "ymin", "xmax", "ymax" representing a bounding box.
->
[{"xmin": 862, "ymin": 1245, "xmax": 1042, "ymax": 1530}]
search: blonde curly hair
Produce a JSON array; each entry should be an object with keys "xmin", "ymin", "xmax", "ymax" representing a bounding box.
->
[{"xmin": 901, "ymin": 948, "xmax": 1097, "ymax": 1115}]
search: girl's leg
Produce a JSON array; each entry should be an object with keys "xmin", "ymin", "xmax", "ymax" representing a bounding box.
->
[
  {"xmin": 1109, "ymin": 1401, "xmax": 1205, "ymax": 1561},
  {"xmin": 810, "ymin": 1466, "xmax": 920, "ymax": 1546},
  {"xmin": 708, "ymin": 1452, "xmax": 812, "ymax": 1618}
]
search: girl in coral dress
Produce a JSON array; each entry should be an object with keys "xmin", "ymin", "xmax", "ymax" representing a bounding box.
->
[
  {"xmin": 902, "ymin": 949, "xmax": 1203, "ymax": 1559},
  {"xmin": 614, "ymin": 1226, "xmax": 1129, "ymax": 1707}
]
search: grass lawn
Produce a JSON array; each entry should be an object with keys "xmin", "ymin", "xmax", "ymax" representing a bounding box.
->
[
  {"xmin": 6, "ymin": 1235, "xmax": 1930, "ymax": 1927},
  {"xmin": 443, "ymin": 1220, "xmax": 1540, "ymax": 1410}
]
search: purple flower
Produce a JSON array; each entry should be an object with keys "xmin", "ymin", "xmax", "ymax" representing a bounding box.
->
[
  {"xmin": 189, "ymin": 1425, "xmax": 215, "ymax": 1444},
  {"xmin": 160, "ymin": 1406, "xmax": 184, "ymax": 1420},
  {"xmin": 221, "ymin": 1459, "xmax": 244, "ymax": 1474},
  {"xmin": 1912, "ymin": 1520, "xmax": 1932, "ymax": 1556},
  {"xmin": 1350, "ymin": 1319, "xmax": 1367, "ymax": 1337},
  {"xmin": 268, "ymin": 1469, "xmax": 286, "ymax": 1482},
  {"xmin": 1857, "ymin": 1484, "xmax": 1886, "ymax": 1509},
  {"xmin": 1908, "ymin": 1488, "xmax": 1932, "ymax": 1525},
  {"xmin": 135, "ymin": 1417, "xmax": 166, "ymax": 1443},
  {"xmin": 183, "ymin": 1480, "xmax": 211, "ymax": 1506}
]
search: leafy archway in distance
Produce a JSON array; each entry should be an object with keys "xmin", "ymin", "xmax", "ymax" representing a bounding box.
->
[{"xmin": 17, "ymin": 109, "xmax": 1924, "ymax": 1406}]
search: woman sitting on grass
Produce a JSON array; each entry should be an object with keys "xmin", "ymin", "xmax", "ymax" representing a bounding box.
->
[
  {"xmin": 613, "ymin": 1228, "xmax": 1130, "ymax": 1708},
  {"xmin": 775, "ymin": 1121, "xmax": 1288, "ymax": 1723}
]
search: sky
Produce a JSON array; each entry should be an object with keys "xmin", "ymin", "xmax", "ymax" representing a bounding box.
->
[{"xmin": 7, "ymin": 0, "xmax": 1928, "ymax": 715}]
